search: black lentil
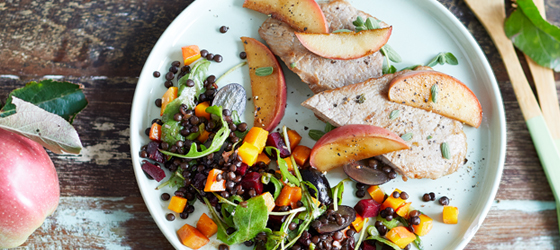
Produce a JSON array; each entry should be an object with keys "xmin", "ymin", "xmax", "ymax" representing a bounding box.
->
[
  {"xmin": 166, "ymin": 213, "xmax": 175, "ymax": 221},
  {"xmin": 155, "ymin": 98, "xmax": 162, "ymax": 107},
  {"xmin": 161, "ymin": 193, "xmax": 171, "ymax": 201},
  {"xmin": 153, "ymin": 71, "xmax": 161, "ymax": 77},
  {"xmin": 165, "ymin": 72, "xmax": 174, "ymax": 80},
  {"xmin": 239, "ymin": 51, "xmax": 247, "ymax": 59},
  {"xmin": 200, "ymin": 49, "xmax": 208, "ymax": 57},
  {"xmin": 214, "ymin": 54, "xmax": 223, "ymax": 63},
  {"xmin": 164, "ymin": 80, "xmax": 173, "ymax": 88},
  {"xmin": 439, "ymin": 196, "xmax": 450, "ymax": 205}
]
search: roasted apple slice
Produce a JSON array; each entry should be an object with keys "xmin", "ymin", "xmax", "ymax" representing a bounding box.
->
[
  {"xmin": 241, "ymin": 37, "xmax": 287, "ymax": 131},
  {"xmin": 309, "ymin": 124, "xmax": 409, "ymax": 172},
  {"xmin": 243, "ymin": 0, "xmax": 329, "ymax": 33},
  {"xmin": 387, "ymin": 70, "xmax": 483, "ymax": 128},
  {"xmin": 295, "ymin": 27, "xmax": 392, "ymax": 60}
]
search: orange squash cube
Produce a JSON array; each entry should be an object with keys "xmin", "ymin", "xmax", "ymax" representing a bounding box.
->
[
  {"xmin": 395, "ymin": 202, "xmax": 412, "ymax": 219},
  {"xmin": 276, "ymin": 185, "xmax": 302, "ymax": 207},
  {"xmin": 412, "ymin": 214, "xmax": 433, "ymax": 236},
  {"xmin": 196, "ymin": 213, "xmax": 218, "ymax": 238},
  {"xmin": 238, "ymin": 142, "xmax": 259, "ymax": 166},
  {"xmin": 149, "ymin": 123, "xmax": 162, "ymax": 141},
  {"xmin": 351, "ymin": 214, "xmax": 365, "ymax": 232},
  {"xmin": 256, "ymin": 152, "xmax": 271, "ymax": 165},
  {"xmin": 177, "ymin": 224, "xmax": 209, "ymax": 249},
  {"xmin": 182, "ymin": 45, "xmax": 202, "ymax": 66},
  {"xmin": 286, "ymin": 129, "xmax": 302, "ymax": 150},
  {"xmin": 443, "ymin": 205, "xmax": 459, "ymax": 224},
  {"xmin": 281, "ymin": 157, "xmax": 294, "ymax": 171},
  {"xmin": 366, "ymin": 185, "xmax": 385, "ymax": 204},
  {"xmin": 260, "ymin": 192, "xmax": 276, "ymax": 212},
  {"xmin": 204, "ymin": 169, "xmax": 226, "ymax": 192},
  {"xmin": 385, "ymin": 226, "xmax": 416, "ymax": 249},
  {"xmin": 292, "ymin": 145, "xmax": 311, "ymax": 166},
  {"xmin": 168, "ymin": 196, "xmax": 188, "ymax": 213},
  {"xmin": 194, "ymin": 101, "xmax": 211, "ymax": 120},
  {"xmin": 381, "ymin": 189, "xmax": 405, "ymax": 211},
  {"xmin": 244, "ymin": 127, "xmax": 269, "ymax": 153},
  {"xmin": 161, "ymin": 87, "xmax": 178, "ymax": 116}
]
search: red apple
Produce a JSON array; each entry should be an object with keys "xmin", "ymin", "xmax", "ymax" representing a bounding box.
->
[
  {"xmin": 243, "ymin": 0, "xmax": 329, "ymax": 33},
  {"xmin": 388, "ymin": 70, "xmax": 483, "ymax": 128},
  {"xmin": 0, "ymin": 128, "xmax": 60, "ymax": 248},
  {"xmin": 295, "ymin": 27, "xmax": 392, "ymax": 60},
  {"xmin": 241, "ymin": 37, "xmax": 287, "ymax": 131},
  {"xmin": 309, "ymin": 125, "xmax": 409, "ymax": 172}
]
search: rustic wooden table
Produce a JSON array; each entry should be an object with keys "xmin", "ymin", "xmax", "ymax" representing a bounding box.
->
[{"xmin": 1, "ymin": 0, "xmax": 559, "ymax": 249}]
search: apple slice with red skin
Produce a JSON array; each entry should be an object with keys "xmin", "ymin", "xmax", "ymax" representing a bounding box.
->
[
  {"xmin": 295, "ymin": 27, "xmax": 392, "ymax": 60},
  {"xmin": 243, "ymin": 0, "xmax": 329, "ymax": 33},
  {"xmin": 309, "ymin": 125, "xmax": 409, "ymax": 172},
  {"xmin": 241, "ymin": 37, "xmax": 287, "ymax": 131},
  {"xmin": 387, "ymin": 70, "xmax": 483, "ymax": 128}
]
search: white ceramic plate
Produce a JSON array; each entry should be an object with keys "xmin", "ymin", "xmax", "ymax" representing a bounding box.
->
[{"xmin": 130, "ymin": 0, "xmax": 506, "ymax": 249}]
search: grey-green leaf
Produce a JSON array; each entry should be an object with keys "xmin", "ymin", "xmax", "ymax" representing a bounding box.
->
[
  {"xmin": 389, "ymin": 110, "xmax": 400, "ymax": 120},
  {"xmin": 441, "ymin": 142, "xmax": 450, "ymax": 159},
  {"xmin": 309, "ymin": 130, "xmax": 325, "ymax": 141},
  {"xmin": 255, "ymin": 67, "xmax": 274, "ymax": 76},
  {"xmin": 0, "ymin": 97, "xmax": 83, "ymax": 154},
  {"xmin": 0, "ymin": 80, "xmax": 88, "ymax": 123},
  {"xmin": 382, "ymin": 44, "xmax": 402, "ymax": 63},
  {"xmin": 431, "ymin": 84, "xmax": 439, "ymax": 103},
  {"xmin": 353, "ymin": 16, "xmax": 365, "ymax": 26},
  {"xmin": 444, "ymin": 52, "xmax": 459, "ymax": 65},
  {"xmin": 325, "ymin": 123, "xmax": 336, "ymax": 132},
  {"xmin": 365, "ymin": 17, "xmax": 382, "ymax": 30},
  {"xmin": 401, "ymin": 133, "xmax": 413, "ymax": 141}
]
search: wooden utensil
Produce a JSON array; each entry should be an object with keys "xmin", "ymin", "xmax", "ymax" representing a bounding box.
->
[
  {"xmin": 525, "ymin": 0, "xmax": 560, "ymax": 153},
  {"xmin": 464, "ymin": 0, "xmax": 560, "ymax": 231}
]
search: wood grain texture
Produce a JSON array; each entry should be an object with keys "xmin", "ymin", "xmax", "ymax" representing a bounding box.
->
[{"xmin": 1, "ymin": 0, "xmax": 560, "ymax": 249}]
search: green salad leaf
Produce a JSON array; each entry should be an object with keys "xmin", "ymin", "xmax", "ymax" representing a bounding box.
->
[
  {"xmin": 265, "ymin": 146, "xmax": 300, "ymax": 186},
  {"xmin": 161, "ymin": 105, "xmax": 230, "ymax": 159},
  {"xmin": 161, "ymin": 120, "xmax": 185, "ymax": 146},
  {"xmin": 217, "ymin": 195, "xmax": 270, "ymax": 245},
  {"xmin": 0, "ymin": 80, "xmax": 88, "ymax": 123},
  {"xmin": 505, "ymin": 0, "xmax": 560, "ymax": 71},
  {"xmin": 0, "ymin": 97, "xmax": 83, "ymax": 154}
]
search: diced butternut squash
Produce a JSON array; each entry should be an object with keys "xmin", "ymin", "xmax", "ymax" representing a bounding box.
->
[
  {"xmin": 381, "ymin": 189, "xmax": 405, "ymax": 211},
  {"xmin": 196, "ymin": 213, "xmax": 218, "ymax": 238},
  {"xmin": 195, "ymin": 102, "xmax": 211, "ymax": 120},
  {"xmin": 260, "ymin": 192, "xmax": 276, "ymax": 212},
  {"xmin": 292, "ymin": 145, "xmax": 311, "ymax": 166},
  {"xmin": 161, "ymin": 87, "xmax": 178, "ymax": 116},
  {"xmin": 286, "ymin": 129, "xmax": 302, "ymax": 150},
  {"xmin": 367, "ymin": 185, "xmax": 386, "ymax": 204},
  {"xmin": 310, "ymin": 196, "xmax": 321, "ymax": 207},
  {"xmin": 168, "ymin": 196, "xmax": 188, "ymax": 213},
  {"xmin": 204, "ymin": 169, "xmax": 226, "ymax": 192},
  {"xmin": 257, "ymin": 152, "xmax": 271, "ymax": 165},
  {"xmin": 177, "ymin": 223, "xmax": 209, "ymax": 249},
  {"xmin": 238, "ymin": 142, "xmax": 259, "ymax": 166},
  {"xmin": 182, "ymin": 45, "xmax": 202, "ymax": 66},
  {"xmin": 395, "ymin": 202, "xmax": 412, "ymax": 219},
  {"xmin": 385, "ymin": 226, "xmax": 416, "ymax": 249},
  {"xmin": 412, "ymin": 214, "xmax": 433, "ymax": 236},
  {"xmin": 276, "ymin": 185, "xmax": 302, "ymax": 208},
  {"xmin": 351, "ymin": 214, "xmax": 365, "ymax": 232},
  {"xmin": 149, "ymin": 123, "xmax": 162, "ymax": 141},
  {"xmin": 443, "ymin": 205, "xmax": 459, "ymax": 224},
  {"xmin": 197, "ymin": 130, "xmax": 211, "ymax": 143},
  {"xmin": 244, "ymin": 127, "xmax": 269, "ymax": 153}
]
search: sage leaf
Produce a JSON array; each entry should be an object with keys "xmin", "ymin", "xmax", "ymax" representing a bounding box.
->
[
  {"xmin": 441, "ymin": 142, "xmax": 450, "ymax": 159},
  {"xmin": 0, "ymin": 80, "xmax": 88, "ymax": 123},
  {"xmin": 333, "ymin": 29, "xmax": 353, "ymax": 33},
  {"xmin": 382, "ymin": 44, "xmax": 402, "ymax": 63},
  {"xmin": 389, "ymin": 110, "xmax": 400, "ymax": 120},
  {"xmin": 383, "ymin": 64, "xmax": 397, "ymax": 74},
  {"xmin": 426, "ymin": 56, "xmax": 439, "ymax": 67},
  {"xmin": 365, "ymin": 17, "xmax": 382, "ymax": 30},
  {"xmin": 309, "ymin": 129, "xmax": 325, "ymax": 141},
  {"xmin": 400, "ymin": 64, "xmax": 422, "ymax": 71},
  {"xmin": 0, "ymin": 97, "xmax": 83, "ymax": 154},
  {"xmin": 255, "ymin": 67, "xmax": 274, "ymax": 76},
  {"xmin": 505, "ymin": 0, "xmax": 560, "ymax": 71},
  {"xmin": 325, "ymin": 123, "xmax": 336, "ymax": 132},
  {"xmin": 290, "ymin": 62, "xmax": 297, "ymax": 68},
  {"xmin": 353, "ymin": 16, "xmax": 365, "ymax": 26},
  {"xmin": 431, "ymin": 84, "xmax": 439, "ymax": 103},
  {"xmin": 401, "ymin": 133, "xmax": 413, "ymax": 141},
  {"xmin": 444, "ymin": 52, "xmax": 459, "ymax": 65}
]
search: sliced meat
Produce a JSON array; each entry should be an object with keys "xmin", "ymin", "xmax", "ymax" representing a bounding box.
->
[
  {"xmin": 258, "ymin": 0, "xmax": 388, "ymax": 93},
  {"xmin": 301, "ymin": 68, "xmax": 468, "ymax": 180}
]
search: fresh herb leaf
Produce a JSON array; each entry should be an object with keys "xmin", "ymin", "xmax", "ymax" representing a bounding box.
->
[
  {"xmin": 444, "ymin": 52, "xmax": 458, "ymax": 65},
  {"xmin": 431, "ymin": 84, "xmax": 439, "ymax": 103},
  {"xmin": 376, "ymin": 215, "xmax": 398, "ymax": 229},
  {"xmin": 161, "ymin": 106, "xmax": 230, "ymax": 159},
  {"xmin": 333, "ymin": 29, "xmax": 353, "ymax": 33},
  {"xmin": 255, "ymin": 67, "xmax": 274, "ymax": 76},
  {"xmin": 365, "ymin": 17, "xmax": 382, "ymax": 30},
  {"xmin": 389, "ymin": 110, "xmax": 400, "ymax": 120},
  {"xmin": 381, "ymin": 44, "xmax": 402, "ymax": 63},
  {"xmin": 441, "ymin": 142, "xmax": 450, "ymax": 159},
  {"xmin": 308, "ymin": 129, "xmax": 325, "ymax": 141},
  {"xmin": 156, "ymin": 169, "xmax": 185, "ymax": 190},
  {"xmin": 290, "ymin": 62, "xmax": 297, "ymax": 68},
  {"xmin": 332, "ymin": 180, "xmax": 345, "ymax": 208},
  {"xmin": 0, "ymin": 80, "xmax": 87, "ymax": 123},
  {"xmin": 221, "ymin": 195, "xmax": 243, "ymax": 227},
  {"xmin": 401, "ymin": 132, "xmax": 413, "ymax": 141},
  {"xmin": 426, "ymin": 54, "xmax": 441, "ymax": 67},
  {"xmin": 353, "ymin": 16, "xmax": 365, "ymax": 27},
  {"xmin": 400, "ymin": 64, "xmax": 422, "ymax": 71},
  {"xmin": 161, "ymin": 120, "xmax": 185, "ymax": 146},
  {"xmin": 427, "ymin": 135, "xmax": 433, "ymax": 140},
  {"xmin": 383, "ymin": 64, "xmax": 397, "ymax": 74},
  {"xmin": 356, "ymin": 94, "xmax": 366, "ymax": 104},
  {"xmin": 266, "ymin": 146, "xmax": 300, "ymax": 186},
  {"xmin": 505, "ymin": 0, "xmax": 560, "ymax": 71},
  {"xmin": 269, "ymin": 175, "xmax": 284, "ymax": 199},
  {"xmin": 0, "ymin": 97, "xmax": 83, "ymax": 154},
  {"xmin": 426, "ymin": 52, "xmax": 459, "ymax": 67},
  {"xmin": 414, "ymin": 234, "xmax": 424, "ymax": 250},
  {"xmin": 325, "ymin": 123, "xmax": 336, "ymax": 132},
  {"xmin": 217, "ymin": 195, "xmax": 270, "ymax": 245}
]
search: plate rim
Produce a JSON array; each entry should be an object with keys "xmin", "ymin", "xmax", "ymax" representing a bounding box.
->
[{"xmin": 129, "ymin": 0, "xmax": 507, "ymax": 249}]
